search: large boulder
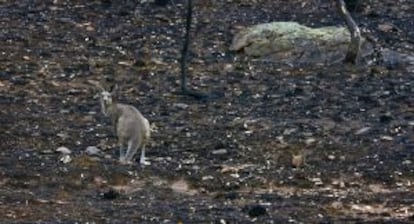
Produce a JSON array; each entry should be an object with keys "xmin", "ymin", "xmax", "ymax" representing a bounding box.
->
[{"xmin": 230, "ymin": 21, "xmax": 373, "ymax": 66}]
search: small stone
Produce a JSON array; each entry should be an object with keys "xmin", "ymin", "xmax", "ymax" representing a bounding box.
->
[
  {"xmin": 283, "ymin": 128, "xmax": 296, "ymax": 135},
  {"xmin": 60, "ymin": 154, "xmax": 72, "ymax": 164},
  {"xmin": 170, "ymin": 179, "xmax": 197, "ymax": 195},
  {"xmin": 330, "ymin": 201, "xmax": 343, "ymax": 210},
  {"xmin": 85, "ymin": 25, "xmax": 94, "ymax": 31},
  {"xmin": 212, "ymin": 149, "xmax": 228, "ymax": 155},
  {"xmin": 94, "ymin": 176, "xmax": 107, "ymax": 187},
  {"xmin": 182, "ymin": 158, "xmax": 195, "ymax": 164},
  {"xmin": 56, "ymin": 132, "xmax": 69, "ymax": 140},
  {"xmin": 85, "ymin": 146, "xmax": 101, "ymax": 155},
  {"xmin": 140, "ymin": 0, "xmax": 155, "ymax": 4},
  {"xmin": 378, "ymin": 23, "xmax": 394, "ymax": 32},
  {"xmin": 355, "ymin": 127, "xmax": 371, "ymax": 135},
  {"xmin": 192, "ymin": 165, "xmax": 200, "ymax": 170},
  {"xmin": 380, "ymin": 135, "xmax": 393, "ymax": 141},
  {"xmin": 310, "ymin": 177, "xmax": 323, "ymax": 186},
  {"xmin": 223, "ymin": 63, "xmax": 234, "ymax": 73},
  {"xmin": 328, "ymin": 155, "xmax": 335, "ymax": 160},
  {"xmin": 305, "ymin": 138, "xmax": 316, "ymax": 145},
  {"xmin": 56, "ymin": 146, "xmax": 71, "ymax": 154},
  {"xmin": 202, "ymin": 175, "xmax": 214, "ymax": 181},
  {"xmin": 402, "ymin": 160, "xmax": 412, "ymax": 165},
  {"xmin": 173, "ymin": 103, "xmax": 189, "ymax": 110}
]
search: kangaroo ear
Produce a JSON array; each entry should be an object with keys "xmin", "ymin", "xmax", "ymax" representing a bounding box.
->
[{"xmin": 109, "ymin": 84, "xmax": 119, "ymax": 94}]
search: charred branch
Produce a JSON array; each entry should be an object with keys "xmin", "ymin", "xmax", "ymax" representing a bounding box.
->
[
  {"xmin": 179, "ymin": 0, "xmax": 209, "ymax": 100},
  {"xmin": 337, "ymin": 0, "xmax": 362, "ymax": 64}
]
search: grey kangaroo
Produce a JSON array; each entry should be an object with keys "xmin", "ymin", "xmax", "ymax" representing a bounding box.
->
[{"xmin": 89, "ymin": 80, "xmax": 151, "ymax": 165}]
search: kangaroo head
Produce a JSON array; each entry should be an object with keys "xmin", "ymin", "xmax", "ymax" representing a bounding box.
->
[
  {"xmin": 88, "ymin": 80, "xmax": 118, "ymax": 116},
  {"xmin": 100, "ymin": 90, "xmax": 112, "ymax": 115},
  {"xmin": 99, "ymin": 84, "xmax": 118, "ymax": 116}
]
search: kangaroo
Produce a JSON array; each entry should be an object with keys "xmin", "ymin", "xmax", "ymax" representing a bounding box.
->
[{"xmin": 89, "ymin": 80, "xmax": 151, "ymax": 165}]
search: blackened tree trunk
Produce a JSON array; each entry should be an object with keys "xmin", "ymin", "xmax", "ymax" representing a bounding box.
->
[
  {"xmin": 180, "ymin": 0, "xmax": 192, "ymax": 93},
  {"xmin": 337, "ymin": 0, "xmax": 362, "ymax": 64},
  {"xmin": 179, "ymin": 0, "xmax": 208, "ymax": 100}
]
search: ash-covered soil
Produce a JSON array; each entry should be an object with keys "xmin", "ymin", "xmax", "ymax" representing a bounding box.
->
[{"xmin": 1, "ymin": 0, "xmax": 413, "ymax": 223}]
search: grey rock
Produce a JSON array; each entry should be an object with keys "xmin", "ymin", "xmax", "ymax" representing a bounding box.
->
[{"xmin": 85, "ymin": 146, "xmax": 101, "ymax": 156}]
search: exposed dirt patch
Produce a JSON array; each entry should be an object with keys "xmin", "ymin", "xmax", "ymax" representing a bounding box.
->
[{"xmin": 1, "ymin": 0, "xmax": 413, "ymax": 223}]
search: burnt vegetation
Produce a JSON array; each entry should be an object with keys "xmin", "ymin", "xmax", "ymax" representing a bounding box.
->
[{"xmin": 0, "ymin": 0, "xmax": 413, "ymax": 223}]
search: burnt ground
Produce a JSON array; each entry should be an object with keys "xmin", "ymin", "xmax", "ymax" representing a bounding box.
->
[{"xmin": 1, "ymin": 0, "xmax": 414, "ymax": 223}]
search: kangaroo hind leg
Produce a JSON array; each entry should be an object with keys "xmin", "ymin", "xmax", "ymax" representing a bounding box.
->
[
  {"xmin": 119, "ymin": 142, "xmax": 126, "ymax": 161},
  {"xmin": 139, "ymin": 145, "xmax": 151, "ymax": 166},
  {"xmin": 124, "ymin": 140, "xmax": 138, "ymax": 163}
]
